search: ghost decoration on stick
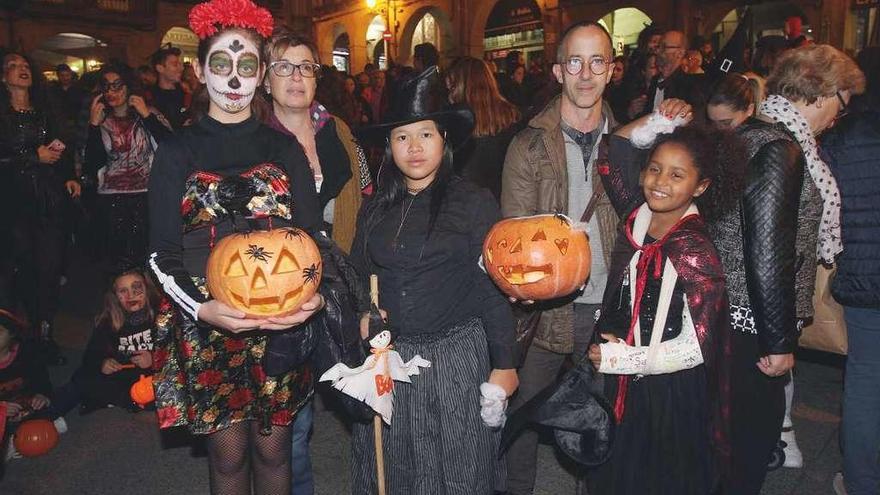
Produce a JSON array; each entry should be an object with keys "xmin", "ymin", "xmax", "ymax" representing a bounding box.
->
[{"xmin": 319, "ymin": 308, "xmax": 430, "ymax": 425}]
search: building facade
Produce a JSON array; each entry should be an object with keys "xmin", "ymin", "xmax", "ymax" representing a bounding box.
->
[
  {"xmin": 2, "ymin": 0, "xmax": 874, "ymax": 75},
  {"xmin": 309, "ymin": 0, "xmax": 873, "ymax": 75}
]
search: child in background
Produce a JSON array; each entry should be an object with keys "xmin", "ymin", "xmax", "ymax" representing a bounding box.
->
[
  {"xmin": 52, "ymin": 266, "xmax": 160, "ymax": 415},
  {"xmin": 587, "ymin": 126, "xmax": 743, "ymax": 493},
  {"xmin": 0, "ymin": 309, "xmax": 61, "ymax": 467}
]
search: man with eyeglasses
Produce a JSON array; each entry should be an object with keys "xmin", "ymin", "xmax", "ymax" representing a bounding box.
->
[
  {"xmin": 638, "ymin": 30, "xmax": 708, "ymax": 120},
  {"xmin": 501, "ymin": 21, "xmax": 619, "ymax": 495}
]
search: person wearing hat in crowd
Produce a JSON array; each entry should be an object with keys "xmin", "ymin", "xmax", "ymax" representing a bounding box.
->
[
  {"xmin": 349, "ymin": 65, "xmax": 519, "ymax": 494},
  {"xmin": 784, "ymin": 16, "xmax": 812, "ymax": 49}
]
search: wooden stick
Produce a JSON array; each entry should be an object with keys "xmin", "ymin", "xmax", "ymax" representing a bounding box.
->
[{"xmin": 369, "ymin": 274, "xmax": 386, "ymax": 495}]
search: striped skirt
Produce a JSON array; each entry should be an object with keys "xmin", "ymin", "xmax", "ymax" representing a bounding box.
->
[{"xmin": 350, "ymin": 318, "xmax": 505, "ymax": 495}]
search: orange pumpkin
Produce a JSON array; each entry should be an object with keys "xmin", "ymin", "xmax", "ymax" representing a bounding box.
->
[
  {"xmin": 206, "ymin": 228, "xmax": 322, "ymax": 318},
  {"xmin": 130, "ymin": 374, "xmax": 155, "ymax": 407},
  {"xmin": 14, "ymin": 419, "xmax": 59, "ymax": 457},
  {"xmin": 483, "ymin": 214, "xmax": 591, "ymax": 301}
]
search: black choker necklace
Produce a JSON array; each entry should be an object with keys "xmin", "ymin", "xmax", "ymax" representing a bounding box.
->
[{"xmin": 407, "ymin": 186, "xmax": 426, "ymax": 194}]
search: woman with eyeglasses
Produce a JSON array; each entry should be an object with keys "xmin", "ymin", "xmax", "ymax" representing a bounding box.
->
[
  {"xmin": 0, "ymin": 51, "xmax": 80, "ymax": 366},
  {"xmin": 85, "ymin": 64, "xmax": 172, "ymax": 264},
  {"xmin": 260, "ymin": 27, "xmax": 372, "ymax": 495},
  {"xmin": 714, "ymin": 45, "xmax": 865, "ymax": 493},
  {"xmin": 262, "ymin": 27, "xmax": 372, "ymax": 253}
]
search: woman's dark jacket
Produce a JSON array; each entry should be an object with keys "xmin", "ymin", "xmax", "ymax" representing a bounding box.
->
[{"xmin": 823, "ymin": 111, "xmax": 880, "ymax": 308}]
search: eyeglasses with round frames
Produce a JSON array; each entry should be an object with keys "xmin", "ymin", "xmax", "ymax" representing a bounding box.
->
[
  {"xmin": 268, "ymin": 61, "xmax": 321, "ymax": 78},
  {"xmin": 562, "ymin": 57, "xmax": 610, "ymax": 76}
]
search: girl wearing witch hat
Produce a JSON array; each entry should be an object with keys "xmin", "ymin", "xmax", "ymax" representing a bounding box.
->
[
  {"xmin": 147, "ymin": 0, "xmax": 325, "ymax": 492},
  {"xmin": 349, "ymin": 66, "xmax": 519, "ymax": 494}
]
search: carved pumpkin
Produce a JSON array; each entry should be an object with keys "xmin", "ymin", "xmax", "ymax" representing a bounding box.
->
[
  {"xmin": 14, "ymin": 419, "xmax": 59, "ymax": 457},
  {"xmin": 483, "ymin": 214, "xmax": 591, "ymax": 301},
  {"xmin": 206, "ymin": 228, "xmax": 322, "ymax": 318},
  {"xmin": 130, "ymin": 374, "xmax": 155, "ymax": 407}
]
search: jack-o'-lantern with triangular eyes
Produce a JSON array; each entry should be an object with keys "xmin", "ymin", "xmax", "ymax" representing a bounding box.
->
[
  {"xmin": 483, "ymin": 214, "xmax": 591, "ymax": 301},
  {"xmin": 206, "ymin": 228, "xmax": 322, "ymax": 318}
]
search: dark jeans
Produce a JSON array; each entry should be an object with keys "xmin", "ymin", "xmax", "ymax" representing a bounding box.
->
[
  {"xmin": 51, "ymin": 367, "xmax": 145, "ymax": 416},
  {"xmin": 727, "ymin": 330, "xmax": 786, "ymax": 494},
  {"xmin": 291, "ymin": 400, "xmax": 314, "ymax": 495},
  {"xmin": 506, "ymin": 303, "xmax": 600, "ymax": 495},
  {"xmin": 99, "ymin": 193, "xmax": 148, "ymax": 264},
  {"xmin": 842, "ymin": 306, "xmax": 880, "ymax": 495}
]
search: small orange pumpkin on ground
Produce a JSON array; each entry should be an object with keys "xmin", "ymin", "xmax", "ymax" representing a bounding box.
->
[
  {"xmin": 130, "ymin": 374, "xmax": 155, "ymax": 407},
  {"xmin": 483, "ymin": 214, "xmax": 591, "ymax": 301},
  {"xmin": 14, "ymin": 419, "xmax": 59, "ymax": 457},
  {"xmin": 206, "ymin": 228, "xmax": 322, "ymax": 318}
]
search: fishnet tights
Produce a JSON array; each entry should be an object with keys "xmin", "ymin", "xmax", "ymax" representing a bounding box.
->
[{"xmin": 205, "ymin": 421, "xmax": 292, "ymax": 495}]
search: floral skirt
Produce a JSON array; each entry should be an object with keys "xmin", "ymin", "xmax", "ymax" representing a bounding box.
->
[{"xmin": 152, "ymin": 284, "xmax": 312, "ymax": 435}]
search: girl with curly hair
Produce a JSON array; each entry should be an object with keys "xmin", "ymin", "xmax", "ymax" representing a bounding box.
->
[{"xmin": 587, "ymin": 112, "xmax": 745, "ymax": 493}]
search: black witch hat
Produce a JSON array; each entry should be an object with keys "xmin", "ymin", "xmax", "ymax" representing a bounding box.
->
[
  {"xmin": 501, "ymin": 359, "xmax": 615, "ymax": 467},
  {"xmin": 355, "ymin": 66, "xmax": 474, "ymax": 149},
  {"xmin": 707, "ymin": 8, "xmax": 752, "ymax": 83}
]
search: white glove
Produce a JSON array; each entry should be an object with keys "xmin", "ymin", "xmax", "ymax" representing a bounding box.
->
[
  {"xmin": 479, "ymin": 382, "xmax": 508, "ymax": 428},
  {"xmin": 630, "ymin": 111, "xmax": 690, "ymax": 149}
]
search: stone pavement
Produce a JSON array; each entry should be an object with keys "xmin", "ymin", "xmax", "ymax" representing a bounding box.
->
[{"xmin": 1, "ymin": 258, "xmax": 847, "ymax": 494}]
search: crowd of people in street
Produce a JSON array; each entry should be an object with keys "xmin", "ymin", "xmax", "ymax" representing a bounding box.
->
[{"xmin": 0, "ymin": 0, "xmax": 879, "ymax": 494}]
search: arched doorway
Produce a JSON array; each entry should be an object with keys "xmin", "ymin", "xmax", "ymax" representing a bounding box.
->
[
  {"xmin": 333, "ymin": 33, "xmax": 351, "ymax": 73},
  {"xmin": 161, "ymin": 27, "xmax": 199, "ymax": 64},
  {"xmin": 412, "ymin": 12, "xmax": 439, "ymax": 53},
  {"xmin": 597, "ymin": 7, "xmax": 652, "ymax": 57},
  {"xmin": 483, "ymin": 0, "xmax": 544, "ymax": 73},
  {"xmin": 398, "ymin": 7, "xmax": 455, "ymax": 66},
  {"xmin": 366, "ymin": 15, "xmax": 388, "ymax": 69},
  {"xmin": 32, "ymin": 32, "xmax": 108, "ymax": 79}
]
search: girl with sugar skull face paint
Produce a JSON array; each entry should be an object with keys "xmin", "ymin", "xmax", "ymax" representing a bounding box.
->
[
  {"xmin": 147, "ymin": 1, "xmax": 325, "ymax": 493},
  {"xmin": 199, "ymin": 32, "xmax": 262, "ymax": 113}
]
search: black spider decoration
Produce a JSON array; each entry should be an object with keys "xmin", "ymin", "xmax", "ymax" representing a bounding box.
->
[
  {"xmin": 283, "ymin": 228, "xmax": 305, "ymax": 240},
  {"xmin": 554, "ymin": 213, "xmax": 570, "ymax": 226},
  {"xmin": 302, "ymin": 263, "xmax": 320, "ymax": 284},
  {"xmin": 245, "ymin": 244, "xmax": 273, "ymax": 263}
]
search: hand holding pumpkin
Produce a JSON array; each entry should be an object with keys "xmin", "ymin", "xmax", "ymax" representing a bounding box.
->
[
  {"xmin": 131, "ymin": 350, "xmax": 153, "ymax": 369},
  {"xmin": 197, "ymin": 299, "xmax": 265, "ymax": 333},
  {"xmin": 258, "ymin": 293, "xmax": 326, "ymax": 330},
  {"xmin": 101, "ymin": 358, "xmax": 124, "ymax": 375}
]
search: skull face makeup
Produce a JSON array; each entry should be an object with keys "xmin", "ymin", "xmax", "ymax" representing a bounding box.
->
[{"xmin": 202, "ymin": 31, "xmax": 262, "ymax": 114}]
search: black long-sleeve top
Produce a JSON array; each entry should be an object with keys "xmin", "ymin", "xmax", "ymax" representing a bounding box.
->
[
  {"xmin": 0, "ymin": 105, "xmax": 74, "ymax": 222},
  {"xmin": 350, "ymin": 177, "xmax": 518, "ymax": 369},
  {"xmin": 148, "ymin": 115, "xmax": 321, "ymax": 320},
  {"xmin": 80, "ymin": 316, "xmax": 155, "ymax": 375}
]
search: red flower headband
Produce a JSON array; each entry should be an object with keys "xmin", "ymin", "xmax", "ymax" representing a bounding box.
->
[{"xmin": 189, "ymin": 0, "xmax": 274, "ymax": 40}]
